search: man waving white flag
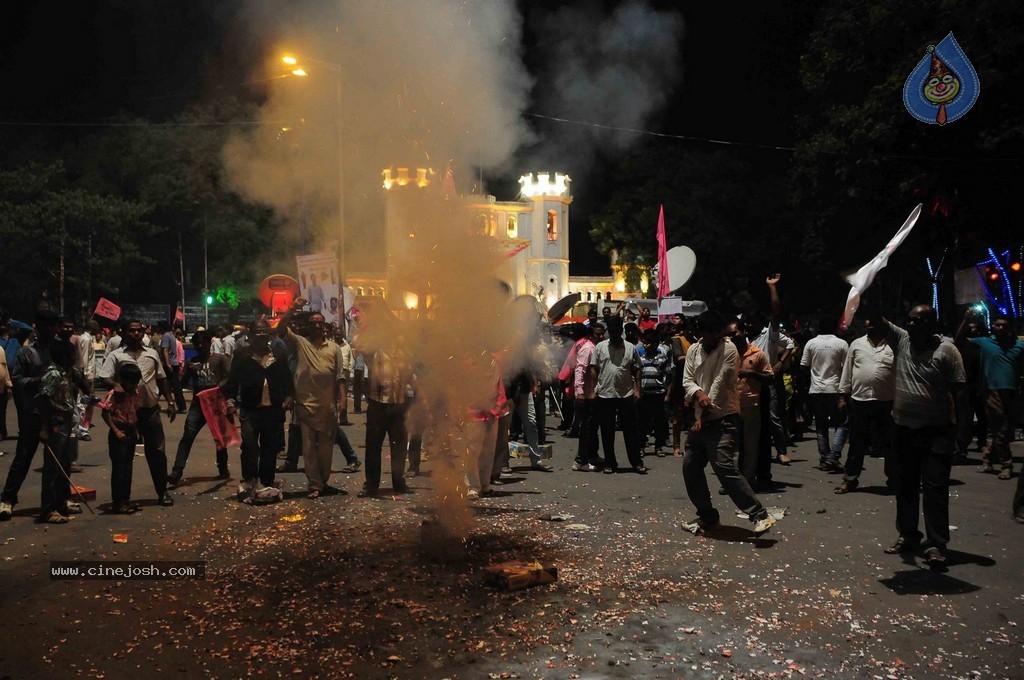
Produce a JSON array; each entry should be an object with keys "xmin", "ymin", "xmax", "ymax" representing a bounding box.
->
[{"xmin": 841, "ymin": 204, "xmax": 923, "ymax": 329}]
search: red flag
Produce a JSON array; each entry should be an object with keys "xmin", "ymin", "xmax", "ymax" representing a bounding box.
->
[
  {"xmin": 93, "ymin": 297, "xmax": 121, "ymax": 320},
  {"xmin": 505, "ymin": 243, "xmax": 529, "ymax": 259},
  {"xmin": 656, "ymin": 205, "xmax": 670, "ymax": 300},
  {"xmin": 196, "ymin": 388, "xmax": 241, "ymax": 450},
  {"xmin": 441, "ymin": 160, "xmax": 456, "ymax": 199},
  {"xmin": 174, "ymin": 308, "xmax": 185, "ymax": 324}
]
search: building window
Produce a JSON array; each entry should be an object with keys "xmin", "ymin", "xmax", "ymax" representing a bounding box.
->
[
  {"xmin": 546, "ymin": 210, "xmax": 558, "ymax": 241},
  {"xmin": 507, "ymin": 215, "xmax": 517, "ymax": 239},
  {"xmin": 586, "ymin": 291, "xmax": 592, "ymax": 302},
  {"xmin": 368, "ymin": 288, "xmax": 375, "ymax": 297},
  {"xmin": 357, "ymin": 287, "xmax": 365, "ymax": 296},
  {"xmin": 596, "ymin": 291, "xmax": 602, "ymax": 301},
  {"xmin": 378, "ymin": 288, "xmax": 386, "ymax": 298}
]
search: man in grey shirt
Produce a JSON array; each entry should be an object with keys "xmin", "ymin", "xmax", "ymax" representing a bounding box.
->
[
  {"xmin": 880, "ymin": 305, "xmax": 965, "ymax": 565},
  {"xmin": 588, "ymin": 316, "xmax": 645, "ymax": 474}
]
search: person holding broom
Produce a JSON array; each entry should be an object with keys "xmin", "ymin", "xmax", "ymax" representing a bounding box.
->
[{"xmin": 37, "ymin": 340, "xmax": 89, "ymax": 523}]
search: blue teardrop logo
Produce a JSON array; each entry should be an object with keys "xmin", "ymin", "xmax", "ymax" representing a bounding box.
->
[{"xmin": 903, "ymin": 32, "xmax": 980, "ymax": 125}]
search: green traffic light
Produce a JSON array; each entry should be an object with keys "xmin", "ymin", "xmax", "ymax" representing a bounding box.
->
[{"xmin": 205, "ymin": 295, "xmax": 214, "ymax": 305}]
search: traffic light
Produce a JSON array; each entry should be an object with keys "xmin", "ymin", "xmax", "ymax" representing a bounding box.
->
[{"xmin": 204, "ymin": 292, "xmax": 214, "ymax": 305}]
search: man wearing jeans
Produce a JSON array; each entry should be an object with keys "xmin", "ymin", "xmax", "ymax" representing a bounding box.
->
[
  {"xmin": 682, "ymin": 311, "xmax": 776, "ymax": 535},
  {"xmin": 964, "ymin": 315, "xmax": 1024, "ymax": 479},
  {"xmin": 158, "ymin": 321, "xmax": 187, "ymax": 413},
  {"xmin": 168, "ymin": 330, "xmax": 232, "ymax": 486},
  {"xmin": 98, "ymin": 319, "xmax": 177, "ymax": 507},
  {"xmin": 882, "ymin": 305, "xmax": 965, "ymax": 565},
  {"xmin": 800, "ymin": 317, "xmax": 849, "ymax": 470},
  {"xmin": 571, "ymin": 323, "xmax": 601, "ymax": 471}
]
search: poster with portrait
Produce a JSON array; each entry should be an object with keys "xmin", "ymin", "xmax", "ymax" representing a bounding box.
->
[{"xmin": 296, "ymin": 252, "xmax": 342, "ymax": 327}]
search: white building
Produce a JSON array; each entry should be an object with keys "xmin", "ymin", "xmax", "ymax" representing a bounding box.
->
[{"xmin": 347, "ymin": 166, "xmax": 628, "ymax": 309}]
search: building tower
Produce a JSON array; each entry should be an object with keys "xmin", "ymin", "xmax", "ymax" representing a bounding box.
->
[{"xmin": 518, "ymin": 172, "xmax": 572, "ymax": 307}]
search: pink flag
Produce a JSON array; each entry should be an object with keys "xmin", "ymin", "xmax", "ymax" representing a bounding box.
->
[
  {"xmin": 93, "ymin": 297, "xmax": 121, "ymax": 320},
  {"xmin": 173, "ymin": 308, "xmax": 185, "ymax": 324},
  {"xmin": 196, "ymin": 388, "xmax": 241, "ymax": 450},
  {"xmin": 656, "ymin": 205, "xmax": 670, "ymax": 300},
  {"xmin": 441, "ymin": 160, "xmax": 456, "ymax": 199},
  {"xmin": 504, "ymin": 243, "xmax": 529, "ymax": 259}
]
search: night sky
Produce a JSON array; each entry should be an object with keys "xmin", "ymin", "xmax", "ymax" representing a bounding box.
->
[{"xmin": 1, "ymin": 1, "xmax": 812, "ymax": 275}]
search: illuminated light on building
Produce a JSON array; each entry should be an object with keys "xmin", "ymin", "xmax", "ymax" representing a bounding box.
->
[
  {"xmin": 404, "ymin": 292, "xmax": 419, "ymax": 310},
  {"xmin": 518, "ymin": 172, "xmax": 571, "ymax": 198},
  {"xmin": 383, "ymin": 167, "xmax": 433, "ymax": 190},
  {"xmin": 640, "ymin": 274, "xmax": 650, "ymax": 294}
]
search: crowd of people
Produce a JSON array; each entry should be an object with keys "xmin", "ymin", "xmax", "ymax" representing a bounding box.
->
[{"xmin": 1, "ymin": 275, "xmax": 1022, "ymax": 563}]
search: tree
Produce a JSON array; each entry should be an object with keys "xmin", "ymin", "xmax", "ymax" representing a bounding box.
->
[
  {"xmin": 66, "ymin": 100, "xmax": 292, "ymax": 307},
  {"xmin": 590, "ymin": 143, "xmax": 799, "ymax": 312},
  {"xmin": 0, "ymin": 163, "xmax": 153, "ymax": 318},
  {"xmin": 793, "ymin": 0, "xmax": 1024, "ymax": 311}
]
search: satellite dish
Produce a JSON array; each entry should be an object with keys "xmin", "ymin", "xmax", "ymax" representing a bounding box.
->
[{"xmin": 666, "ymin": 246, "xmax": 696, "ymax": 292}]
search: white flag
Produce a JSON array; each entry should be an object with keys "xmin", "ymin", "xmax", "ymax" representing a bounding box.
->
[{"xmin": 841, "ymin": 204, "xmax": 922, "ymax": 328}]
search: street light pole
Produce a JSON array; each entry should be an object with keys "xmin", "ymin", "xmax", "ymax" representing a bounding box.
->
[
  {"xmin": 284, "ymin": 52, "xmax": 348, "ymax": 335},
  {"xmin": 204, "ymin": 219, "xmax": 209, "ymax": 328},
  {"xmin": 335, "ymin": 74, "xmax": 348, "ymax": 336}
]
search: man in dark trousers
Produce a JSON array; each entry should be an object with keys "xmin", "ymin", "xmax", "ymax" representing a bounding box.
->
[
  {"xmin": 588, "ymin": 316, "xmax": 645, "ymax": 474},
  {"xmin": 98, "ymin": 320, "xmax": 177, "ymax": 507},
  {"xmin": 0, "ymin": 311, "xmax": 62, "ymax": 520},
  {"xmin": 881, "ymin": 305, "xmax": 965, "ymax": 565}
]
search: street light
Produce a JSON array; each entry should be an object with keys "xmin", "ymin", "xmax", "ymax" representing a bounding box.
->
[{"xmin": 282, "ymin": 51, "xmax": 348, "ymax": 333}]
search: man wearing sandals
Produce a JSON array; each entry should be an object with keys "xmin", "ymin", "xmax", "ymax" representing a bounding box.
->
[
  {"xmin": 880, "ymin": 305, "xmax": 965, "ymax": 565},
  {"xmin": 681, "ymin": 311, "xmax": 777, "ymax": 535},
  {"xmin": 278, "ymin": 300, "xmax": 347, "ymax": 499},
  {"xmin": 835, "ymin": 315, "xmax": 896, "ymax": 495}
]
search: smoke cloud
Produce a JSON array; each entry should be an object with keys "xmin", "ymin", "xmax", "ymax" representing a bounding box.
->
[
  {"xmin": 223, "ymin": 0, "xmax": 533, "ymax": 260},
  {"xmin": 217, "ymin": 0, "xmax": 683, "ymax": 548},
  {"xmin": 522, "ymin": 0, "xmax": 685, "ymax": 172}
]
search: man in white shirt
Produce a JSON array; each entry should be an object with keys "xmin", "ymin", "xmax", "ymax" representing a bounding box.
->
[
  {"xmin": 681, "ymin": 311, "xmax": 777, "ymax": 535},
  {"xmin": 223, "ymin": 327, "xmax": 240, "ymax": 357},
  {"xmin": 98, "ymin": 319, "xmax": 177, "ymax": 507},
  {"xmin": 800, "ymin": 317, "xmax": 849, "ymax": 470},
  {"xmin": 835, "ymin": 316, "xmax": 895, "ymax": 494},
  {"xmin": 77, "ymin": 321, "xmax": 98, "ymax": 383},
  {"xmin": 749, "ymin": 275, "xmax": 795, "ymax": 465}
]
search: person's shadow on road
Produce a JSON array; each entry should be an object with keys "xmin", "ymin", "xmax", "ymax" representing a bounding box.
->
[
  {"xmin": 700, "ymin": 525, "xmax": 778, "ymax": 549},
  {"xmin": 879, "ymin": 550, "xmax": 994, "ymax": 594}
]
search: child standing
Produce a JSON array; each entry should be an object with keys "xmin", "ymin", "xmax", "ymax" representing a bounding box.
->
[{"xmin": 100, "ymin": 363, "xmax": 142, "ymax": 514}]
